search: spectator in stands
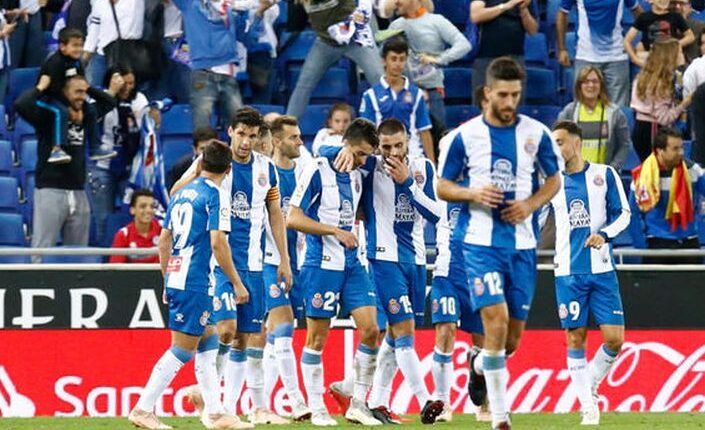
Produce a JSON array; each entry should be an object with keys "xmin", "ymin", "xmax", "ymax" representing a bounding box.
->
[
  {"xmin": 631, "ymin": 39, "xmax": 692, "ymax": 161},
  {"xmin": 244, "ymin": 0, "xmax": 279, "ymax": 104},
  {"xmin": 285, "ymin": 0, "xmax": 383, "ymax": 119},
  {"xmin": 90, "ymin": 65, "xmax": 160, "ymax": 245},
  {"xmin": 557, "ymin": 66, "xmax": 633, "ymax": 171},
  {"xmin": 684, "ymin": 39, "xmax": 705, "ymax": 164},
  {"xmin": 67, "ymin": 0, "xmax": 91, "ymax": 34},
  {"xmin": 624, "ymin": 0, "xmax": 694, "ymax": 67},
  {"xmin": 167, "ymin": 126, "xmax": 217, "ymax": 190},
  {"xmin": 388, "ymin": 0, "xmax": 472, "ymax": 136},
  {"xmin": 263, "ymin": 111, "xmax": 281, "ymax": 125},
  {"xmin": 83, "ymin": 0, "xmax": 145, "ymax": 87},
  {"xmin": 470, "ymin": 0, "xmax": 538, "ymax": 90},
  {"xmin": 671, "ymin": 0, "xmax": 705, "ymax": 64},
  {"xmin": 15, "ymin": 74, "xmax": 119, "ymax": 262},
  {"xmin": 556, "ymin": 0, "xmax": 642, "ymax": 106},
  {"xmin": 253, "ymin": 121, "xmax": 273, "ymax": 157},
  {"xmin": 5, "ymin": 0, "xmax": 46, "ymax": 68},
  {"xmin": 311, "ymin": 102, "xmax": 353, "ymax": 155},
  {"xmin": 359, "ymin": 36, "xmax": 435, "ymax": 161},
  {"xmin": 109, "ymin": 189, "xmax": 161, "ymax": 263},
  {"xmin": 0, "ymin": 10, "xmax": 17, "ymax": 101},
  {"xmin": 629, "ymin": 127, "xmax": 705, "ymax": 263}
]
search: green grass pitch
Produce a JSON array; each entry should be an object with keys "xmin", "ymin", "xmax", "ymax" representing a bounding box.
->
[{"xmin": 2, "ymin": 413, "xmax": 704, "ymax": 429}]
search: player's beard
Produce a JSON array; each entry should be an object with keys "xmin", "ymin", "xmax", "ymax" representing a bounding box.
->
[{"xmin": 491, "ymin": 104, "xmax": 516, "ymax": 125}]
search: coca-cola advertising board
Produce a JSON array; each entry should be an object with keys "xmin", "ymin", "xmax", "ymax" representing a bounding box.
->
[{"xmin": 0, "ymin": 329, "xmax": 703, "ymax": 417}]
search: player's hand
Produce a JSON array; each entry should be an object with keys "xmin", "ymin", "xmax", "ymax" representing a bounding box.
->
[
  {"xmin": 161, "ymin": 288, "xmax": 168, "ymax": 305},
  {"xmin": 233, "ymin": 283, "xmax": 250, "ymax": 304},
  {"xmin": 470, "ymin": 185, "xmax": 504, "ymax": 208},
  {"xmin": 385, "ymin": 156, "xmax": 410, "ymax": 184},
  {"xmin": 1, "ymin": 21, "xmax": 17, "ymax": 38},
  {"xmin": 107, "ymin": 72, "xmax": 125, "ymax": 96},
  {"xmin": 36, "ymin": 74, "xmax": 51, "ymax": 92},
  {"xmin": 558, "ymin": 49, "xmax": 571, "ymax": 67},
  {"xmin": 277, "ymin": 263, "xmax": 293, "ymax": 292},
  {"xmin": 501, "ymin": 199, "xmax": 533, "ymax": 224},
  {"xmin": 333, "ymin": 147, "xmax": 355, "ymax": 172},
  {"xmin": 585, "ymin": 233, "xmax": 606, "ymax": 249},
  {"xmin": 334, "ymin": 228, "xmax": 358, "ymax": 249}
]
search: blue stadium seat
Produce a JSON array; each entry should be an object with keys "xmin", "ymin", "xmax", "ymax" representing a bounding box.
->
[
  {"xmin": 620, "ymin": 106, "xmax": 635, "ymax": 131},
  {"xmin": 252, "ymin": 104, "xmax": 285, "ymax": 115},
  {"xmin": 20, "ymin": 140, "xmax": 37, "ymax": 174},
  {"xmin": 0, "ymin": 105, "xmax": 7, "ymax": 139},
  {"xmin": 444, "ymin": 68, "xmax": 473, "ymax": 105},
  {"xmin": 0, "ymin": 213, "xmax": 25, "ymax": 246},
  {"xmin": 561, "ymin": 66, "xmax": 575, "ymax": 104},
  {"xmin": 565, "ymin": 32, "xmax": 577, "ymax": 60},
  {"xmin": 0, "ymin": 177, "xmax": 19, "ymax": 212},
  {"xmin": 12, "ymin": 117, "xmax": 36, "ymax": 154},
  {"xmin": 445, "ymin": 105, "xmax": 481, "ymax": 128},
  {"xmin": 525, "ymin": 68, "xmax": 558, "ymax": 104},
  {"xmin": 436, "ymin": 0, "xmax": 469, "ymax": 27},
  {"xmin": 0, "ymin": 140, "xmax": 12, "ymax": 175},
  {"xmin": 519, "ymin": 105, "xmax": 561, "ymax": 127},
  {"xmin": 525, "ymin": 33, "xmax": 550, "ymax": 66},
  {"xmin": 299, "ymin": 105, "xmax": 331, "ymax": 138},
  {"xmin": 41, "ymin": 246, "xmax": 104, "ymax": 264},
  {"xmin": 6, "ymin": 67, "xmax": 40, "ymax": 110},
  {"xmin": 161, "ymin": 104, "xmax": 194, "ymax": 137},
  {"xmin": 278, "ymin": 31, "xmax": 317, "ymax": 64},
  {"xmin": 104, "ymin": 212, "xmax": 133, "ymax": 247},
  {"xmin": 287, "ymin": 67, "xmax": 350, "ymax": 101},
  {"xmin": 0, "ymin": 247, "xmax": 30, "ymax": 264},
  {"xmin": 163, "ymin": 137, "xmax": 193, "ymax": 173}
]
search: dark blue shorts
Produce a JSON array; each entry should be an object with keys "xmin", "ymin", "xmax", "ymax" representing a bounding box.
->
[
  {"xmin": 212, "ymin": 267, "xmax": 265, "ymax": 333},
  {"xmin": 263, "ymin": 263, "xmax": 304, "ymax": 320},
  {"xmin": 166, "ymin": 288, "xmax": 212, "ymax": 336},
  {"xmin": 300, "ymin": 264, "xmax": 377, "ymax": 319},
  {"xmin": 555, "ymin": 271, "xmax": 625, "ymax": 329}
]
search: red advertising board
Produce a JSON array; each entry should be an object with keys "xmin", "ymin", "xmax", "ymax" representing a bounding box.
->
[{"xmin": 0, "ymin": 329, "xmax": 704, "ymax": 417}]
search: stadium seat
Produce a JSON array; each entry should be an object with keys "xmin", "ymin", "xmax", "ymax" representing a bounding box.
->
[
  {"xmin": 299, "ymin": 105, "xmax": 331, "ymax": 138},
  {"xmin": 525, "ymin": 33, "xmax": 550, "ymax": 66},
  {"xmin": 252, "ymin": 104, "xmax": 285, "ymax": 115},
  {"xmin": 0, "ymin": 247, "xmax": 30, "ymax": 264},
  {"xmin": 161, "ymin": 104, "xmax": 194, "ymax": 137},
  {"xmin": 565, "ymin": 32, "xmax": 577, "ymax": 60},
  {"xmin": 621, "ymin": 106, "xmax": 635, "ymax": 131},
  {"xmin": 0, "ymin": 140, "xmax": 12, "ymax": 175},
  {"xmin": 20, "ymin": 140, "xmax": 38, "ymax": 174},
  {"xmin": 6, "ymin": 67, "xmax": 40, "ymax": 110},
  {"xmin": 163, "ymin": 137, "xmax": 193, "ymax": 173},
  {"xmin": 519, "ymin": 105, "xmax": 562, "ymax": 127},
  {"xmin": 0, "ymin": 177, "xmax": 20, "ymax": 212},
  {"xmin": 0, "ymin": 213, "xmax": 25, "ymax": 246},
  {"xmin": 287, "ymin": 67, "xmax": 350, "ymax": 101},
  {"xmin": 12, "ymin": 117, "xmax": 36, "ymax": 154},
  {"xmin": 445, "ymin": 105, "xmax": 481, "ymax": 128},
  {"xmin": 562, "ymin": 66, "xmax": 575, "ymax": 104},
  {"xmin": 525, "ymin": 68, "xmax": 558, "ymax": 104},
  {"xmin": 444, "ymin": 68, "xmax": 473, "ymax": 105},
  {"xmin": 436, "ymin": 0, "xmax": 469, "ymax": 28},
  {"xmin": 0, "ymin": 105, "xmax": 7, "ymax": 139},
  {"xmin": 103, "ymin": 212, "xmax": 133, "ymax": 247},
  {"xmin": 278, "ymin": 31, "xmax": 317, "ymax": 65}
]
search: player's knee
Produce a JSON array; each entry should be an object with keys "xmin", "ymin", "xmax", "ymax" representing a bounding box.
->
[
  {"xmin": 604, "ymin": 336, "xmax": 623, "ymax": 353},
  {"xmin": 231, "ymin": 333, "xmax": 248, "ymax": 350},
  {"xmin": 435, "ymin": 323, "xmax": 456, "ymax": 351},
  {"xmin": 359, "ymin": 324, "xmax": 380, "ymax": 347},
  {"xmin": 217, "ymin": 321, "xmax": 236, "ymax": 344}
]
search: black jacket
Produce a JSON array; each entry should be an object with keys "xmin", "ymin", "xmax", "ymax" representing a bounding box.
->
[{"xmin": 14, "ymin": 87, "xmax": 116, "ymax": 190}]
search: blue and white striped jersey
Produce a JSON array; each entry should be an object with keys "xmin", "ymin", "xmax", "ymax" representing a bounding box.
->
[
  {"xmin": 163, "ymin": 177, "xmax": 231, "ymax": 295},
  {"xmin": 551, "ymin": 162, "xmax": 630, "ymax": 277},
  {"xmin": 438, "ymin": 114, "xmax": 564, "ymax": 250},
  {"xmin": 264, "ymin": 162, "xmax": 305, "ymax": 268},
  {"xmin": 432, "ymin": 199, "xmax": 467, "ymax": 279},
  {"xmin": 361, "ymin": 155, "xmax": 441, "ymax": 265},
  {"xmin": 290, "ymin": 157, "xmax": 364, "ymax": 271}
]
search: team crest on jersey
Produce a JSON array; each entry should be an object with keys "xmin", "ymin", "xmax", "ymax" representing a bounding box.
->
[
  {"xmin": 524, "ymin": 138, "xmax": 538, "ymax": 155},
  {"xmin": 473, "ymin": 277, "xmax": 485, "ymax": 296},
  {"xmin": 232, "ymin": 191, "xmax": 251, "ymax": 219},
  {"xmin": 448, "ymin": 207, "xmax": 461, "ymax": 230},
  {"xmin": 175, "ymin": 313, "xmax": 184, "ymax": 323},
  {"xmin": 220, "ymin": 207, "xmax": 230, "ymax": 218},
  {"xmin": 404, "ymin": 91, "xmax": 413, "ymax": 104},
  {"xmin": 339, "ymin": 200, "xmax": 354, "ymax": 227},
  {"xmin": 257, "ymin": 173, "xmax": 268, "ymax": 187},
  {"xmin": 312, "ymin": 293, "xmax": 324, "ymax": 309},
  {"xmin": 213, "ymin": 296, "xmax": 222, "ymax": 312},
  {"xmin": 593, "ymin": 175, "xmax": 604, "ymax": 186},
  {"xmin": 432, "ymin": 299, "xmax": 439, "ymax": 314},
  {"xmin": 558, "ymin": 303, "xmax": 568, "ymax": 319},
  {"xmin": 269, "ymin": 283, "xmax": 282, "ymax": 298},
  {"xmin": 491, "ymin": 159, "xmax": 516, "ymax": 192},
  {"xmin": 413, "ymin": 170, "xmax": 424, "ymax": 185},
  {"xmin": 568, "ymin": 199, "xmax": 591, "ymax": 229},
  {"xmin": 388, "ymin": 299, "xmax": 401, "ymax": 314},
  {"xmin": 199, "ymin": 311, "xmax": 210, "ymax": 326},
  {"xmin": 395, "ymin": 194, "xmax": 416, "ymax": 222}
]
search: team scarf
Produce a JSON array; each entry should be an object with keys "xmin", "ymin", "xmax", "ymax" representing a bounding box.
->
[{"xmin": 632, "ymin": 152, "xmax": 694, "ymax": 231}]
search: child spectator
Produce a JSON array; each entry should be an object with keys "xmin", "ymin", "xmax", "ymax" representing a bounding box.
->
[
  {"xmin": 624, "ymin": 0, "xmax": 695, "ymax": 67},
  {"xmin": 311, "ymin": 102, "xmax": 354, "ymax": 156},
  {"xmin": 109, "ymin": 189, "xmax": 162, "ymax": 264}
]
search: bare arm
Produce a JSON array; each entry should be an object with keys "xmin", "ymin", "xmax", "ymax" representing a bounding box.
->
[
  {"xmin": 500, "ymin": 174, "xmax": 561, "ymax": 224},
  {"xmin": 556, "ymin": 10, "xmax": 570, "ymax": 66},
  {"xmin": 679, "ymin": 29, "xmax": 695, "ymax": 48},
  {"xmin": 623, "ymin": 27, "xmax": 642, "ymax": 66},
  {"xmin": 157, "ymin": 229, "xmax": 173, "ymax": 277},
  {"xmin": 470, "ymin": 0, "xmax": 522, "ymax": 24},
  {"xmin": 211, "ymin": 230, "xmax": 249, "ymax": 304},
  {"xmin": 420, "ymin": 130, "xmax": 436, "ymax": 164},
  {"xmin": 287, "ymin": 206, "xmax": 358, "ymax": 249},
  {"xmin": 266, "ymin": 196, "xmax": 293, "ymax": 289},
  {"xmin": 519, "ymin": 1, "xmax": 538, "ymax": 34}
]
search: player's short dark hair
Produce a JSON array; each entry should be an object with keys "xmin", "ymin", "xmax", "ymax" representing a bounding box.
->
[
  {"xmin": 382, "ymin": 35, "xmax": 409, "ymax": 58},
  {"xmin": 130, "ymin": 189, "xmax": 154, "ymax": 207},
  {"xmin": 553, "ymin": 120, "xmax": 583, "ymax": 139},
  {"xmin": 59, "ymin": 27, "xmax": 84, "ymax": 44},
  {"xmin": 474, "ymin": 85, "xmax": 486, "ymax": 109},
  {"xmin": 377, "ymin": 118, "xmax": 407, "ymax": 137},
  {"xmin": 344, "ymin": 118, "xmax": 379, "ymax": 148},
  {"xmin": 258, "ymin": 121, "xmax": 271, "ymax": 138},
  {"xmin": 202, "ymin": 141, "xmax": 233, "ymax": 174},
  {"xmin": 230, "ymin": 106, "xmax": 263, "ymax": 129},
  {"xmin": 486, "ymin": 56, "xmax": 525, "ymax": 85},
  {"xmin": 193, "ymin": 127, "xmax": 217, "ymax": 148},
  {"xmin": 653, "ymin": 126, "xmax": 682, "ymax": 151},
  {"xmin": 270, "ymin": 115, "xmax": 299, "ymax": 138}
]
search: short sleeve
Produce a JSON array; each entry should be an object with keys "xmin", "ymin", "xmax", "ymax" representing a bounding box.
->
[
  {"xmin": 414, "ymin": 92, "xmax": 432, "ymax": 131},
  {"xmin": 536, "ymin": 130, "xmax": 563, "ymax": 177},
  {"xmin": 438, "ymin": 133, "xmax": 467, "ymax": 181},
  {"xmin": 359, "ymin": 91, "xmax": 376, "ymax": 123},
  {"xmin": 207, "ymin": 188, "xmax": 232, "ymax": 232},
  {"xmin": 290, "ymin": 164, "xmax": 322, "ymax": 211},
  {"xmin": 633, "ymin": 13, "xmax": 648, "ymax": 32}
]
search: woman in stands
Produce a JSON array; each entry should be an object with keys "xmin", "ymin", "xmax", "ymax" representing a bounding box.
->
[
  {"xmin": 558, "ymin": 66, "xmax": 633, "ymax": 172},
  {"xmin": 311, "ymin": 102, "xmax": 354, "ymax": 156},
  {"xmin": 630, "ymin": 38, "xmax": 693, "ymax": 161}
]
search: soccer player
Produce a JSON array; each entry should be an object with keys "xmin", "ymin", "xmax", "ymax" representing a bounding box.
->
[
  {"xmin": 318, "ymin": 119, "xmax": 444, "ymax": 424},
  {"xmin": 129, "ymin": 141, "xmax": 252, "ymax": 430},
  {"xmin": 436, "ymin": 57, "xmax": 563, "ymax": 430},
  {"xmin": 261, "ymin": 115, "xmax": 311, "ymax": 419},
  {"xmin": 549, "ymin": 121, "xmax": 629, "ymax": 426},
  {"xmin": 287, "ymin": 119, "xmax": 382, "ymax": 426},
  {"xmin": 172, "ymin": 108, "xmax": 292, "ymax": 424}
]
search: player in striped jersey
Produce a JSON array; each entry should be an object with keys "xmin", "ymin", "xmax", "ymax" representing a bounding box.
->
[
  {"xmin": 129, "ymin": 141, "xmax": 252, "ymax": 430},
  {"xmin": 260, "ymin": 116, "xmax": 311, "ymax": 419},
  {"xmin": 287, "ymin": 119, "xmax": 381, "ymax": 426},
  {"xmin": 437, "ymin": 57, "xmax": 563, "ymax": 430},
  {"xmin": 549, "ymin": 121, "xmax": 629, "ymax": 426},
  {"xmin": 172, "ymin": 108, "xmax": 291, "ymax": 424}
]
